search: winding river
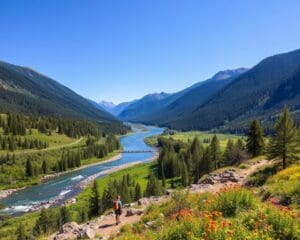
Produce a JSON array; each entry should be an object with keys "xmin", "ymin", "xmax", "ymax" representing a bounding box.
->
[{"xmin": 0, "ymin": 125, "xmax": 163, "ymax": 215}]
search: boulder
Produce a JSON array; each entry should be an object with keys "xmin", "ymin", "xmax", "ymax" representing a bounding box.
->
[
  {"xmin": 65, "ymin": 198, "xmax": 76, "ymax": 205},
  {"xmin": 138, "ymin": 197, "xmax": 150, "ymax": 206},
  {"xmin": 81, "ymin": 227, "xmax": 95, "ymax": 239},
  {"xmin": 60, "ymin": 222, "xmax": 80, "ymax": 234},
  {"xmin": 126, "ymin": 208, "xmax": 144, "ymax": 216},
  {"xmin": 166, "ymin": 189, "xmax": 174, "ymax": 195},
  {"xmin": 144, "ymin": 221, "xmax": 155, "ymax": 228}
]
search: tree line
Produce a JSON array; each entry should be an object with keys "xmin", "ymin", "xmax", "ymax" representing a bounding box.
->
[
  {"xmin": 24, "ymin": 135, "xmax": 120, "ymax": 177},
  {"xmin": 157, "ymin": 107, "xmax": 299, "ymax": 187},
  {"xmin": 0, "ymin": 135, "xmax": 48, "ymax": 151},
  {"xmin": 0, "ymin": 112, "xmax": 128, "ymax": 139},
  {"xmin": 28, "ymin": 171, "xmax": 164, "ymax": 239},
  {"xmin": 16, "ymin": 107, "xmax": 299, "ymax": 239}
]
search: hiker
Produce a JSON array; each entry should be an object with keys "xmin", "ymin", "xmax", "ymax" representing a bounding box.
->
[{"xmin": 113, "ymin": 195, "xmax": 122, "ymax": 225}]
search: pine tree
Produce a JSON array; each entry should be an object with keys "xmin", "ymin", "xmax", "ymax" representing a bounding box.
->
[
  {"xmin": 120, "ymin": 175, "xmax": 131, "ymax": 203},
  {"xmin": 42, "ymin": 160, "xmax": 48, "ymax": 174},
  {"xmin": 101, "ymin": 181, "xmax": 116, "ymax": 210},
  {"xmin": 58, "ymin": 206, "xmax": 71, "ymax": 227},
  {"xmin": 181, "ymin": 160, "xmax": 189, "ymax": 187},
  {"xmin": 89, "ymin": 180, "xmax": 101, "ymax": 217},
  {"xmin": 189, "ymin": 137, "xmax": 204, "ymax": 182},
  {"xmin": 246, "ymin": 120, "xmax": 265, "ymax": 157},
  {"xmin": 233, "ymin": 139, "xmax": 245, "ymax": 165},
  {"xmin": 267, "ymin": 107, "xmax": 299, "ymax": 169},
  {"xmin": 145, "ymin": 173, "xmax": 164, "ymax": 197},
  {"xmin": 201, "ymin": 146, "xmax": 213, "ymax": 174},
  {"xmin": 25, "ymin": 159, "xmax": 33, "ymax": 177},
  {"xmin": 134, "ymin": 183, "xmax": 142, "ymax": 201},
  {"xmin": 16, "ymin": 223, "xmax": 27, "ymax": 240},
  {"xmin": 34, "ymin": 208, "xmax": 49, "ymax": 234},
  {"xmin": 79, "ymin": 206, "xmax": 89, "ymax": 222},
  {"xmin": 210, "ymin": 135, "xmax": 221, "ymax": 170},
  {"xmin": 223, "ymin": 139, "xmax": 235, "ymax": 166}
]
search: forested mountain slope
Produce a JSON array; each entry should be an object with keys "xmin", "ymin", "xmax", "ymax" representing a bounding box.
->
[
  {"xmin": 117, "ymin": 69, "xmax": 247, "ymax": 123},
  {"xmin": 165, "ymin": 49, "xmax": 300, "ymax": 130},
  {"xmin": 118, "ymin": 92, "xmax": 171, "ymax": 121},
  {"xmin": 0, "ymin": 61, "xmax": 117, "ymax": 122},
  {"xmin": 137, "ymin": 68, "xmax": 247, "ymax": 124}
]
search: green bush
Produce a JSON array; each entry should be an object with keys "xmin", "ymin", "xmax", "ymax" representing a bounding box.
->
[
  {"xmin": 241, "ymin": 206, "xmax": 300, "ymax": 240},
  {"xmin": 246, "ymin": 164, "xmax": 278, "ymax": 187},
  {"xmin": 265, "ymin": 164, "xmax": 300, "ymax": 207},
  {"xmin": 205, "ymin": 187, "xmax": 258, "ymax": 217},
  {"xmin": 167, "ymin": 190, "xmax": 191, "ymax": 215}
]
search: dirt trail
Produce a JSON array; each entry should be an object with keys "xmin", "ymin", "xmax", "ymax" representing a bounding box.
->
[
  {"xmin": 208, "ymin": 159, "xmax": 272, "ymax": 194},
  {"xmin": 52, "ymin": 159, "xmax": 272, "ymax": 240}
]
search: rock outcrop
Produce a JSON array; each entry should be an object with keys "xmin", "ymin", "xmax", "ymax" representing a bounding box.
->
[{"xmin": 199, "ymin": 169, "xmax": 240, "ymax": 185}]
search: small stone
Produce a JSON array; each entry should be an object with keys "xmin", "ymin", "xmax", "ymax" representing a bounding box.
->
[{"xmin": 138, "ymin": 197, "xmax": 150, "ymax": 206}]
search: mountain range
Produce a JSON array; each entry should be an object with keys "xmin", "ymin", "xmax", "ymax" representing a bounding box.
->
[
  {"xmin": 100, "ymin": 49, "xmax": 300, "ymax": 132},
  {"xmin": 0, "ymin": 61, "xmax": 118, "ymax": 123},
  {"xmin": 1, "ymin": 48, "xmax": 300, "ymax": 133}
]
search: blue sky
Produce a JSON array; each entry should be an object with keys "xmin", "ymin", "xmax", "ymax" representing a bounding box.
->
[{"xmin": 1, "ymin": 0, "xmax": 300, "ymax": 104}]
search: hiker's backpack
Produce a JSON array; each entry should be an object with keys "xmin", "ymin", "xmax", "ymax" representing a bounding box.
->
[{"xmin": 113, "ymin": 200, "xmax": 119, "ymax": 210}]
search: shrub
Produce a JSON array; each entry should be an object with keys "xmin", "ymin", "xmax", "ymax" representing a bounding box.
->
[
  {"xmin": 241, "ymin": 205, "xmax": 300, "ymax": 240},
  {"xmin": 238, "ymin": 163, "xmax": 249, "ymax": 169},
  {"xmin": 246, "ymin": 164, "xmax": 278, "ymax": 187},
  {"xmin": 205, "ymin": 187, "xmax": 258, "ymax": 217},
  {"xmin": 167, "ymin": 190, "xmax": 191, "ymax": 216},
  {"xmin": 264, "ymin": 206, "xmax": 300, "ymax": 240},
  {"xmin": 158, "ymin": 218, "xmax": 204, "ymax": 240},
  {"xmin": 142, "ymin": 203, "xmax": 166, "ymax": 224},
  {"xmin": 266, "ymin": 164, "xmax": 300, "ymax": 206}
]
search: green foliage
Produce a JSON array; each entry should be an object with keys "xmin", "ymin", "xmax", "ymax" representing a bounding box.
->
[
  {"xmin": 0, "ymin": 61, "xmax": 129, "ymax": 132},
  {"xmin": 33, "ymin": 208, "xmax": 58, "ymax": 235},
  {"xmin": 145, "ymin": 173, "xmax": 164, "ymax": 197},
  {"xmin": 167, "ymin": 190, "xmax": 191, "ymax": 215},
  {"xmin": 58, "ymin": 206, "xmax": 71, "ymax": 227},
  {"xmin": 223, "ymin": 138, "xmax": 246, "ymax": 166},
  {"xmin": 89, "ymin": 180, "xmax": 102, "ymax": 217},
  {"xmin": 16, "ymin": 223, "xmax": 27, "ymax": 240},
  {"xmin": 210, "ymin": 135, "xmax": 221, "ymax": 170},
  {"xmin": 0, "ymin": 112, "xmax": 121, "ymax": 190},
  {"xmin": 268, "ymin": 107, "xmax": 299, "ymax": 168},
  {"xmin": 205, "ymin": 187, "xmax": 258, "ymax": 217},
  {"xmin": 112, "ymin": 187, "xmax": 300, "ymax": 240},
  {"xmin": 246, "ymin": 119, "xmax": 265, "ymax": 157},
  {"xmin": 157, "ymin": 50, "xmax": 300, "ymax": 131},
  {"xmin": 246, "ymin": 164, "xmax": 278, "ymax": 187},
  {"xmin": 134, "ymin": 183, "xmax": 142, "ymax": 201},
  {"xmin": 25, "ymin": 158, "xmax": 33, "ymax": 177},
  {"xmin": 265, "ymin": 163, "xmax": 300, "ymax": 206}
]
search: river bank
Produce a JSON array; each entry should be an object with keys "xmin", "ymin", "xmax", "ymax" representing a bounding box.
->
[
  {"xmin": 2, "ymin": 153, "xmax": 159, "ymax": 214},
  {"xmin": 0, "ymin": 153, "xmax": 122, "ymax": 200},
  {"xmin": 77, "ymin": 151, "xmax": 159, "ymax": 190},
  {"xmin": 41, "ymin": 153, "xmax": 122, "ymax": 182},
  {"xmin": 0, "ymin": 125, "xmax": 164, "ymax": 216}
]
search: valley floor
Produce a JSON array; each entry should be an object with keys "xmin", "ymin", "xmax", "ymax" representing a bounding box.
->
[{"xmin": 52, "ymin": 158, "xmax": 272, "ymax": 239}]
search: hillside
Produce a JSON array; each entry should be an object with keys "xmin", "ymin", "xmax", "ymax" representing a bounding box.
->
[
  {"xmin": 0, "ymin": 61, "xmax": 118, "ymax": 123},
  {"xmin": 165, "ymin": 49, "xmax": 300, "ymax": 130},
  {"xmin": 118, "ymin": 92, "xmax": 171, "ymax": 121},
  {"xmin": 117, "ymin": 68, "xmax": 247, "ymax": 123},
  {"xmin": 138, "ymin": 68, "xmax": 247, "ymax": 124}
]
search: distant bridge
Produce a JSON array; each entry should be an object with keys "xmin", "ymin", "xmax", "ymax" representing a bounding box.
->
[{"xmin": 118, "ymin": 150, "xmax": 159, "ymax": 154}]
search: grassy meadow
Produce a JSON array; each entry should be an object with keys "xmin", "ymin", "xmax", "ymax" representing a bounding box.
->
[{"xmin": 145, "ymin": 131, "xmax": 246, "ymax": 149}]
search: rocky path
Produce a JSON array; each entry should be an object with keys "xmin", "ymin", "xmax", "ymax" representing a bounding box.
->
[{"xmin": 52, "ymin": 159, "xmax": 272, "ymax": 240}]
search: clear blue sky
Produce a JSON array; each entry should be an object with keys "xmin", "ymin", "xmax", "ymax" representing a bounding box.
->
[{"xmin": 1, "ymin": 0, "xmax": 300, "ymax": 104}]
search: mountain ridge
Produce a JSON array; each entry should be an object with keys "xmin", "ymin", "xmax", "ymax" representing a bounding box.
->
[
  {"xmin": 116, "ymin": 68, "xmax": 248, "ymax": 123},
  {"xmin": 0, "ymin": 61, "xmax": 119, "ymax": 123}
]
